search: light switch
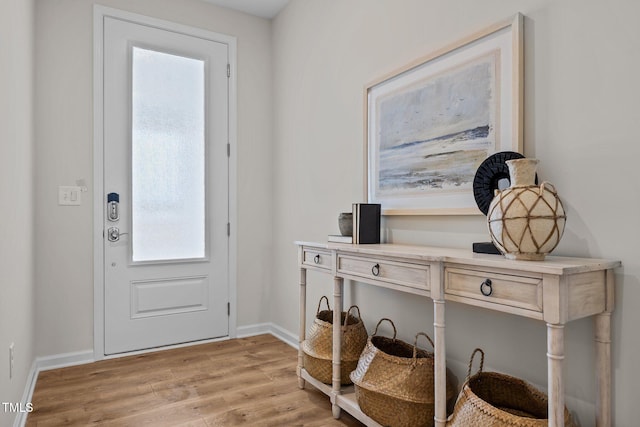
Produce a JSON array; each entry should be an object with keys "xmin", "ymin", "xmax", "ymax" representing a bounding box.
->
[{"xmin": 58, "ymin": 186, "xmax": 82, "ymax": 206}]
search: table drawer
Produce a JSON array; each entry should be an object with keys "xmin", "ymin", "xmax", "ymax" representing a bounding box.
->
[
  {"xmin": 445, "ymin": 267, "xmax": 542, "ymax": 312},
  {"xmin": 337, "ymin": 255, "xmax": 430, "ymax": 291},
  {"xmin": 302, "ymin": 248, "xmax": 332, "ymax": 270}
]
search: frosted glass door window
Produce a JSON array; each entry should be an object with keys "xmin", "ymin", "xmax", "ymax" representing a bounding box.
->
[{"xmin": 131, "ymin": 47, "xmax": 206, "ymax": 262}]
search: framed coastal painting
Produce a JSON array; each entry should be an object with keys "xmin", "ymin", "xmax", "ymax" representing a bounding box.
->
[{"xmin": 365, "ymin": 14, "xmax": 523, "ymax": 215}]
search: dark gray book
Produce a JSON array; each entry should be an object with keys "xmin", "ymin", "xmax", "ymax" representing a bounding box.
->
[{"xmin": 352, "ymin": 203, "xmax": 381, "ymax": 244}]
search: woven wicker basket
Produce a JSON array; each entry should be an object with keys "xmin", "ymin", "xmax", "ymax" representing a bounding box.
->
[
  {"xmin": 301, "ymin": 296, "xmax": 367, "ymax": 385},
  {"xmin": 350, "ymin": 318, "xmax": 457, "ymax": 427},
  {"xmin": 447, "ymin": 349, "xmax": 577, "ymax": 427}
]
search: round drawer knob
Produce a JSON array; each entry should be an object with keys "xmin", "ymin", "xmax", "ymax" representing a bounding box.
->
[
  {"xmin": 480, "ymin": 278, "xmax": 493, "ymax": 296},
  {"xmin": 313, "ymin": 254, "xmax": 320, "ymax": 264},
  {"xmin": 371, "ymin": 263, "xmax": 380, "ymax": 276}
]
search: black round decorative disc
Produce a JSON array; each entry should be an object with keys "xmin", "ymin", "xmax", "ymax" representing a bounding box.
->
[{"xmin": 473, "ymin": 151, "xmax": 525, "ymax": 215}]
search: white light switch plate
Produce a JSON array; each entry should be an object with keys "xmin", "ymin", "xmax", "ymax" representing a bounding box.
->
[{"xmin": 58, "ymin": 186, "xmax": 82, "ymax": 206}]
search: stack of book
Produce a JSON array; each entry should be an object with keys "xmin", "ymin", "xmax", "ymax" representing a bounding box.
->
[{"xmin": 328, "ymin": 203, "xmax": 381, "ymax": 244}]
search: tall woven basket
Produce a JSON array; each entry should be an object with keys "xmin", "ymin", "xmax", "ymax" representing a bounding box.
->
[
  {"xmin": 447, "ymin": 349, "xmax": 577, "ymax": 427},
  {"xmin": 301, "ymin": 296, "xmax": 368, "ymax": 385},
  {"xmin": 350, "ymin": 318, "xmax": 457, "ymax": 427}
]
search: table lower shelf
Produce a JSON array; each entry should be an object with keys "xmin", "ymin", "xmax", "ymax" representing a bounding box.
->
[{"xmin": 300, "ymin": 368, "xmax": 383, "ymax": 427}]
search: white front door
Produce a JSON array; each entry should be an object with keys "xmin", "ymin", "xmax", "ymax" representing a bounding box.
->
[{"xmin": 102, "ymin": 16, "xmax": 229, "ymax": 355}]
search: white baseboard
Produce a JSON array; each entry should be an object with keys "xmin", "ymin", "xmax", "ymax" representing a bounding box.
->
[
  {"xmin": 237, "ymin": 322, "xmax": 299, "ymax": 349},
  {"xmin": 268, "ymin": 323, "xmax": 299, "ymax": 348},
  {"xmin": 12, "ymin": 360, "xmax": 37, "ymax": 427},
  {"xmin": 236, "ymin": 322, "xmax": 271, "ymax": 338},
  {"xmin": 35, "ymin": 350, "xmax": 95, "ymax": 372},
  {"xmin": 12, "ymin": 350, "xmax": 94, "ymax": 427}
]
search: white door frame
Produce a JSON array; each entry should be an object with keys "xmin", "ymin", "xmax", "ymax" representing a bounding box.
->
[{"xmin": 93, "ymin": 5, "xmax": 238, "ymax": 360}]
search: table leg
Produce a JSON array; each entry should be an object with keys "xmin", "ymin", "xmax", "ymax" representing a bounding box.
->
[
  {"xmin": 297, "ymin": 267, "xmax": 306, "ymax": 389},
  {"xmin": 547, "ymin": 323, "xmax": 565, "ymax": 427},
  {"xmin": 434, "ymin": 299, "xmax": 446, "ymax": 427},
  {"xmin": 332, "ymin": 276, "xmax": 343, "ymax": 419},
  {"xmin": 595, "ymin": 313, "xmax": 611, "ymax": 427}
]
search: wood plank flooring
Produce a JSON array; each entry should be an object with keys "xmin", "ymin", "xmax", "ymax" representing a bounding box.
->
[{"xmin": 26, "ymin": 334, "xmax": 362, "ymax": 426}]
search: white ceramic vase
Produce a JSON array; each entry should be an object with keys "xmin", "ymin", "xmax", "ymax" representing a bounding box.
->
[{"xmin": 487, "ymin": 159, "xmax": 566, "ymax": 260}]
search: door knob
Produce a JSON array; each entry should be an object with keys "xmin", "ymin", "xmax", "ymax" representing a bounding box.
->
[{"xmin": 107, "ymin": 227, "xmax": 128, "ymax": 242}]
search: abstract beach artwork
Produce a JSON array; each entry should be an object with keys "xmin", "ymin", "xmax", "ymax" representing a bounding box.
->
[
  {"xmin": 377, "ymin": 53, "xmax": 497, "ymax": 194},
  {"xmin": 366, "ymin": 14, "xmax": 523, "ymax": 215}
]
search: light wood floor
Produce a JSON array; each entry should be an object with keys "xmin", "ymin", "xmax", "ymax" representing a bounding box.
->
[{"xmin": 27, "ymin": 334, "xmax": 362, "ymax": 426}]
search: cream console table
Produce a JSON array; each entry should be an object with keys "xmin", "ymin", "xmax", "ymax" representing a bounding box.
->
[{"xmin": 295, "ymin": 242, "xmax": 620, "ymax": 427}]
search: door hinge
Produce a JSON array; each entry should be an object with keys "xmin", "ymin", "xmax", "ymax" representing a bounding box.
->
[
  {"xmin": 227, "ymin": 222, "xmax": 230, "ymax": 236},
  {"xmin": 227, "ymin": 302, "xmax": 230, "ymax": 316},
  {"xmin": 227, "ymin": 63, "xmax": 230, "ymax": 78},
  {"xmin": 227, "ymin": 143, "xmax": 230, "ymax": 158}
]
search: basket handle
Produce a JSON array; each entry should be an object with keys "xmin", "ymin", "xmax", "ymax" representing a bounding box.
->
[
  {"xmin": 413, "ymin": 332, "xmax": 434, "ymax": 352},
  {"xmin": 343, "ymin": 305, "xmax": 362, "ymax": 328},
  {"xmin": 316, "ymin": 295, "xmax": 330, "ymax": 315},
  {"xmin": 411, "ymin": 332, "xmax": 434, "ymax": 367},
  {"xmin": 466, "ymin": 348, "xmax": 485, "ymax": 380},
  {"xmin": 373, "ymin": 318, "xmax": 397, "ymax": 340}
]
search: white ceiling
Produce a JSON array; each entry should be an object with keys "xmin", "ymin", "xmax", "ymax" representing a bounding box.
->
[{"xmin": 201, "ymin": 0, "xmax": 290, "ymax": 19}]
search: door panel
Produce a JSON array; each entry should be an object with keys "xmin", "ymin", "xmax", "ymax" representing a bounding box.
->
[
  {"xmin": 130, "ymin": 276, "xmax": 209, "ymax": 319},
  {"xmin": 103, "ymin": 16, "xmax": 229, "ymax": 355}
]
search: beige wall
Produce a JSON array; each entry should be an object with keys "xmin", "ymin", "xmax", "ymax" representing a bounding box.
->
[
  {"xmin": 18, "ymin": 0, "xmax": 640, "ymax": 425},
  {"xmin": 0, "ymin": 0, "xmax": 35, "ymax": 426},
  {"xmin": 34, "ymin": 0, "xmax": 273, "ymax": 356},
  {"xmin": 272, "ymin": 0, "xmax": 640, "ymax": 425}
]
